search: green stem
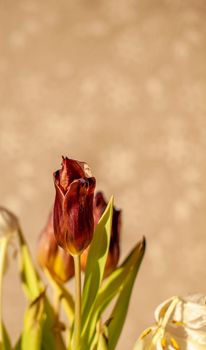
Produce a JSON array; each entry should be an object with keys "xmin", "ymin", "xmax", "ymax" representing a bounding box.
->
[{"xmin": 74, "ymin": 255, "xmax": 81, "ymax": 350}]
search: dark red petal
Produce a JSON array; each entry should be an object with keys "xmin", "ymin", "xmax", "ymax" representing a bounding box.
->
[
  {"xmin": 53, "ymin": 157, "xmax": 96, "ymax": 255},
  {"xmin": 62, "ymin": 178, "xmax": 95, "ymax": 254},
  {"xmin": 59, "ymin": 157, "xmax": 86, "ymax": 192},
  {"xmin": 87, "ymin": 177, "xmax": 96, "ymax": 194},
  {"xmin": 53, "ymin": 184, "xmax": 66, "ymax": 249},
  {"xmin": 110, "ymin": 208, "xmax": 121, "ymax": 248},
  {"xmin": 93, "ymin": 191, "xmax": 107, "ymax": 227},
  {"xmin": 94, "ymin": 191, "xmax": 107, "ymax": 208}
]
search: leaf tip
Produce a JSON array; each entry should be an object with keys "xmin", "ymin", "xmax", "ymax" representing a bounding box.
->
[
  {"xmin": 140, "ymin": 236, "xmax": 146, "ymax": 253},
  {"xmin": 109, "ymin": 195, "xmax": 114, "ymax": 206},
  {"xmin": 134, "ymin": 236, "xmax": 146, "ymax": 258}
]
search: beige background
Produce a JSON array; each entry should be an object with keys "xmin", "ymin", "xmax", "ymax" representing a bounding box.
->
[{"xmin": 0, "ymin": 0, "xmax": 206, "ymax": 349}]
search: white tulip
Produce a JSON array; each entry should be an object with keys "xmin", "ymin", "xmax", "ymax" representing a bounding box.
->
[{"xmin": 134, "ymin": 294, "xmax": 206, "ymax": 350}]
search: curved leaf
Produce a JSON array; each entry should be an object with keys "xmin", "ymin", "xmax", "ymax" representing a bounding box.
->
[
  {"xmin": 18, "ymin": 230, "xmax": 66, "ymax": 350},
  {"xmin": 18, "ymin": 230, "xmax": 42, "ymax": 300},
  {"xmin": 21, "ymin": 291, "xmax": 45, "ymax": 350},
  {"xmin": 88, "ymin": 237, "xmax": 146, "ymax": 349},
  {"xmin": 0, "ymin": 236, "xmax": 12, "ymax": 350},
  {"xmin": 97, "ymin": 333, "xmax": 109, "ymax": 350},
  {"xmin": 44, "ymin": 269, "xmax": 74, "ymax": 323},
  {"xmin": 107, "ymin": 238, "xmax": 146, "ymax": 350},
  {"xmin": 81, "ymin": 197, "xmax": 113, "ymax": 339}
]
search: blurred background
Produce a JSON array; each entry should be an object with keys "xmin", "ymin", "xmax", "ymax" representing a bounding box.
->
[{"xmin": 0, "ymin": 0, "xmax": 206, "ymax": 349}]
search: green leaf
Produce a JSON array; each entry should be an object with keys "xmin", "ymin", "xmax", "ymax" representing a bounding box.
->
[
  {"xmin": 44, "ymin": 268, "xmax": 74, "ymax": 323},
  {"xmin": 43, "ymin": 269, "xmax": 74, "ymax": 348},
  {"xmin": 22, "ymin": 292, "xmax": 67, "ymax": 350},
  {"xmin": 21, "ymin": 291, "xmax": 45, "ymax": 350},
  {"xmin": 97, "ymin": 332, "xmax": 109, "ymax": 350},
  {"xmin": 91, "ymin": 322, "xmax": 109, "ymax": 350},
  {"xmin": 16, "ymin": 315, "xmax": 66, "ymax": 350},
  {"xmin": 41, "ymin": 299, "xmax": 66, "ymax": 350},
  {"xmin": 97, "ymin": 237, "xmax": 146, "ymax": 314},
  {"xmin": 81, "ymin": 197, "xmax": 113, "ymax": 338},
  {"xmin": 0, "ymin": 236, "xmax": 12, "ymax": 350},
  {"xmin": 14, "ymin": 336, "xmax": 21, "ymax": 350},
  {"xmin": 1, "ymin": 323, "xmax": 12, "ymax": 350},
  {"xmin": 18, "ymin": 230, "xmax": 66, "ymax": 350},
  {"xmin": 85, "ymin": 237, "xmax": 146, "ymax": 348},
  {"xmin": 107, "ymin": 237, "xmax": 146, "ymax": 350},
  {"xmin": 18, "ymin": 230, "xmax": 42, "ymax": 300}
]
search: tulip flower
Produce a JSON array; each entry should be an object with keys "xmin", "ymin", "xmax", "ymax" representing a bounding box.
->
[
  {"xmin": 53, "ymin": 157, "xmax": 96, "ymax": 256},
  {"xmin": 134, "ymin": 294, "xmax": 206, "ymax": 350},
  {"xmin": 81, "ymin": 191, "xmax": 121, "ymax": 276},
  {"xmin": 37, "ymin": 211, "xmax": 74, "ymax": 283}
]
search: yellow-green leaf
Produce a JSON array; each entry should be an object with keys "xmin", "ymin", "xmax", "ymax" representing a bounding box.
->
[
  {"xmin": 97, "ymin": 333, "xmax": 109, "ymax": 350},
  {"xmin": 81, "ymin": 197, "xmax": 113, "ymax": 341},
  {"xmin": 107, "ymin": 238, "xmax": 146, "ymax": 350},
  {"xmin": 18, "ymin": 230, "xmax": 42, "ymax": 300},
  {"xmin": 21, "ymin": 291, "xmax": 45, "ymax": 350},
  {"xmin": 44, "ymin": 268, "xmax": 74, "ymax": 323},
  {"xmin": 18, "ymin": 231, "xmax": 66, "ymax": 350},
  {"xmin": 0, "ymin": 236, "xmax": 12, "ymax": 350},
  {"xmin": 85, "ymin": 237, "xmax": 146, "ymax": 349}
]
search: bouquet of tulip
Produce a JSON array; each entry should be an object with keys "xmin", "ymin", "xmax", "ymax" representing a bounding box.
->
[
  {"xmin": 0, "ymin": 157, "xmax": 206, "ymax": 350},
  {"xmin": 0, "ymin": 157, "xmax": 145, "ymax": 350}
]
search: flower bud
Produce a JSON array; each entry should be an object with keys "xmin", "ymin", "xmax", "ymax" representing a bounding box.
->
[
  {"xmin": 134, "ymin": 294, "xmax": 206, "ymax": 350},
  {"xmin": 53, "ymin": 157, "xmax": 96, "ymax": 256},
  {"xmin": 37, "ymin": 211, "xmax": 74, "ymax": 283},
  {"xmin": 0, "ymin": 206, "xmax": 20, "ymax": 237},
  {"xmin": 81, "ymin": 191, "xmax": 121, "ymax": 277}
]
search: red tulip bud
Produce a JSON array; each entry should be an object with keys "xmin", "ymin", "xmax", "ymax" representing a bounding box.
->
[
  {"xmin": 53, "ymin": 157, "xmax": 96, "ymax": 255},
  {"xmin": 37, "ymin": 211, "xmax": 74, "ymax": 283}
]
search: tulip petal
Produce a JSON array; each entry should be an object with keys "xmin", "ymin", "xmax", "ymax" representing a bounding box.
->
[
  {"xmin": 59, "ymin": 157, "xmax": 85, "ymax": 193},
  {"xmin": 134, "ymin": 294, "xmax": 206, "ymax": 350},
  {"xmin": 53, "ymin": 157, "xmax": 96, "ymax": 256},
  {"xmin": 37, "ymin": 211, "xmax": 74, "ymax": 283},
  {"xmin": 62, "ymin": 178, "xmax": 95, "ymax": 255}
]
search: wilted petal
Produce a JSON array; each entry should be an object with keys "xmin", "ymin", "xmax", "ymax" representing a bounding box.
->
[
  {"xmin": 134, "ymin": 327, "xmax": 157, "ymax": 350},
  {"xmin": 37, "ymin": 211, "xmax": 74, "ymax": 283},
  {"xmin": 134, "ymin": 295, "xmax": 206, "ymax": 350},
  {"xmin": 56, "ymin": 157, "xmax": 85, "ymax": 193}
]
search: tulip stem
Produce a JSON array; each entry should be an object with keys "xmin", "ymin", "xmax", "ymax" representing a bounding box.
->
[{"xmin": 74, "ymin": 255, "xmax": 81, "ymax": 350}]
